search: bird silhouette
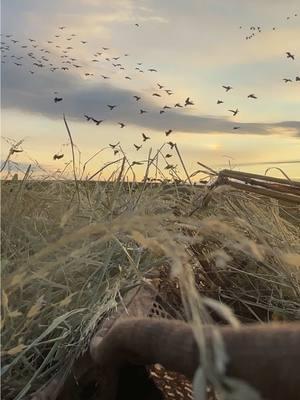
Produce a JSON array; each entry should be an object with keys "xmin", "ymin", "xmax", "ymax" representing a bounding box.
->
[
  {"xmin": 135, "ymin": 23, "xmax": 140, "ymax": 27},
  {"xmin": 133, "ymin": 96, "xmax": 141, "ymax": 101},
  {"xmin": 134, "ymin": 144, "xmax": 142, "ymax": 151},
  {"xmin": 102, "ymin": 47, "xmax": 109, "ymax": 50},
  {"xmin": 165, "ymin": 90, "xmax": 173, "ymax": 95},
  {"xmin": 92, "ymin": 119, "xmax": 104, "ymax": 125},
  {"xmin": 248, "ymin": 94, "xmax": 257, "ymax": 99},
  {"xmin": 283, "ymin": 78, "xmax": 292, "ymax": 83},
  {"xmin": 109, "ymin": 142, "xmax": 119, "ymax": 149},
  {"xmin": 233, "ymin": 126, "xmax": 240, "ymax": 130},
  {"xmin": 84, "ymin": 114, "xmax": 92, "ymax": 121},
  {"xmin": 296, "ymin": 76, "xmax": 300, "ymax": 81},
  {"xmin": 53, "ymin": 153, "xmax": 64, "ymax": 160},
  {"xmin": 222, "ymin": 85, "xmax": 233, "ymax": 92},
  {"xmin": 54, "ymin": 97, "xmax": 63, "ymax": 103},
  {"xmin": 174, "ymin": 103, "xmax": 183, "ymax": 108},
  {"xmin": 157, "ymin": 83, "xmax": 164, "ymax": 89},
  {"xmin": 228, "ymin": 108, "xmax": 239, "ymax": 116},
  {"xmin": 107, "ymin": 105, "xmax": 117, "ymax": 110},
  {"xmin": 185, "ymin": 97, "xmax": 194, "ymax": 106},
  {"xmin": 140, "ymin": 109, "xmax": 147, "ymax": 114},
  {"xmin": 101, "ymin": 75, "xmax": 110, "ymax": 79},
  {"xmin": 286, "ymin": 52, "xmax": 295, "ymax": 60},
  {"xmin": 152, "ymin": 93, "xmax": 161, "ymax": 97},
  {"xmin": 160, "ymin": 110, "xmax": 165, "ymax": 114},
  {"xmin": 217, "ymin": 100, "xmax": 224, "ymax": 104},
  {"xmin": 131, "ymin": 161, "xmax": 143, "ymax": 166},
  {"xmin": 165, "ymin": 129, "xmax": 173, "ymax": 136},
  {"xmin": 118, "ymin": 122, "xmax": 125, "ymax": 128},
  {"xmin": 142, "ymin": 133, "xmax": 150, "ymax": 141},
  {"xmin": 165, "ymin": 154, "xmax": 172, "ymax": 158},
  {"xmin": 125, "ymin": 76, "xmax": 131, "ymax": 80},
  {"xmin": 148, "ymin": 68, "xmax": 157, "ymax": 72},
  {"xmin": 114, "ymin": 149, "xmax": 119, "ymax": 155},
  {"xmin": 163, "ymin": 106, "xmax": 171, "ymax": 109}
]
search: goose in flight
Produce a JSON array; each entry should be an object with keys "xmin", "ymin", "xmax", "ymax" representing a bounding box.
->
[
  {"xmin": 133, "ymin": 95, "xmax": 141, "ymax": 101},
  {"xmin": 54, "ymin": 97, "xmax": 63, "ymax": 103},
  {"xmin": 134, "ymin": 144, "xmax": 142, "ymax": 151},
  {"xmin": 165, "ymin": 129, "xmax": 173, "ymax": 136},
  {"xmin": 101, "ymin": 75, "xmax": 110, "ymax": 79},
  {"xmin": 163, "ymin": 105, "xmax": 171, "ymax": 109},
  {"xmin": 157, "ymin": 83, "xmax": 164, "ymax": 89},
  {"xmin": 167, "ymin": 141, "xmax": 176, "ymax": 149},
  {"xmin": 222, "ymin": 85, "xmax": 233, "ymax": 92},
  {"xmin": 152, "ymin": 93, "xmax": 161, "ymax": 97},
  {"xmin": 109, "ymin": 142, "xmax": 119, "ymax": 149},
  {"xmin": 107, "ymin": 105, "xmax": 117, "ymax": 110},
  {"xmin": 247, "ymin": 94, "xmax": 257, "ymax": 99},
  {"xmin": 84, "ymin": 114, "xmax": 92, "ymax": 121},
  {"xmin": 148, "ymin": 68, "xmax": 157, "ymax": 72},
  {"xmin": 217, "ymin": 100, "xmax": 224, "ymax": 104},
  {"xmin": 233, "ymin": 126, "xmax": 240, "ymax": 130},
  {"xmin": 142, "ymin": 133, "xmax": 150, "ymax": 141},
  {"xmin": 228, "ymin": 108, "xmax": 239, "ymax": 116},
  {"xmin": 118, "ymin": 122, "xmax": 125, "ymax": 128},
  {"xmin": 174, "ymin": 103, "xmax": 183, "ymax": 108},
  {"xmin": 165, "ymin": 154, "xmax": 172, "ymax": 158},
  {"xmin": 286, "ymin": 52, "xmax": 295, "ymax": 60},
  {"xmin": 53, "ymin": 153, "xmax": 64, "ymax": 160},
  {"xmin": 283, "ymin": 78, "xmax": 292, "ymax": 83},
  {"xmin": 92, "ymin": 119, "xmax": 104, "ymax": 125},
  {"xmin": 160, "ymin": 110, "xmax": 165, "ymax": 114},
  {"xmin": 185, "ymin": 97, "xmax": 194, "ymax": 106},
  {"xmin": 140, "ymin": 109, "xmax": 147, "ymax": 114},
  {"xmin": 165, "ymin": 90, "xmax": 173, "ymax": 95}
]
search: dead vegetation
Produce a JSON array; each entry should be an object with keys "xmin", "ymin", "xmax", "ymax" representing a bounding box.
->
[{"xmin": 1, "ymin": 139, "xmax": 300, "ymax": 399}]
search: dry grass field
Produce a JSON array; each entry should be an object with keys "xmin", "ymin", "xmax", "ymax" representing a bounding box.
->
[{"xmin": 1, "ymin": 162, "xmax": 300, "ymax": 399}]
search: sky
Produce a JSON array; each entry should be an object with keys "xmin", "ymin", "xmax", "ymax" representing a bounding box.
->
[{"xmin": 1, "ymin": 0, "xmax": 300, "ymax": 180}]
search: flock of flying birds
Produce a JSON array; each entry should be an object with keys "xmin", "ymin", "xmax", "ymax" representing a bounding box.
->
[{"xmin": 1, "ymin": 12, "xmax": 299, "ymax": 170}]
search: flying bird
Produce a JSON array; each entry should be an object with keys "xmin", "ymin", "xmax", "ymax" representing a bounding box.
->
[
  {"xmin": 165, "ymin": 129, "xmax": 173, "ymax": 136},
  {"xmin": 84, "ymin": 114, "xmax": 92, "ymax": 121},
  {"xmin": 248, "ymin": 94, "xmax": 257, "ymax": 99},
  {"xmin": 152, "ymin": 93, "xmax": 161, "ymax": 97},
  {"xmin": 118, "ymin": 122, "xmax": 125, "ymax": 128},
  {"xmin": 134, "ymin": 144, "xmax": 142, "ymax": 151},
  {"xmin": 54, "ymin": 97, "xmax": 63, "ymax": 103},
  {"xmin": 140, "ymin": 109, "xmax": 147, "ymax": 114},
  {"xmin": 92, "ymin": 119, "xmax": 104, "ymax": 125},
  {"xmin": 222, "ymin": 85, "xmax": 233, "ymax": 92},
  {"xmin": 165, "ymin": 154, "xmax": 172, "ymax": 158},
  {"xmin": 185, "ymin": 97, "xmax": 194, "ymax": 106},
  {"xmin": 163, "ymin": 106, "xmax": 171, "ymax": 109},
  {"xmin": 101, "ymin": 75, "xmax": 110, "ymax": 79},
  {"xmin": 233, "ymin": 126, "xmax": 240, "ymax": 130},
  {"xmin": 148, "ymin": 68, "xmax": 157, "ymax": 72},
  {"xmin": 107, "ymin": 105, "xmax": 117, "ymax": 110},
  {"xmin": 133, "ymin": 96, "xmax": 141, "ymax": 101},
  {"xmin": 157, "ymin": 84, "xmax": 164, "ymax": 89},
  {"xmin": 53, "ymin": 154, "xmax": 64, "ymax": 160},
  {"xmin": 109, "ymin": 142, "xmax": 119, "ymax": 149},
  {"xmin": 228, "ymin": 108, "xmax": 239, "ymax": 116},
  {"xmin": 217, "ymin": 100, "xmax": 224, "ymax": 104},
  {"xmin": 165, "ymin": 90, "xmax": 173, "ymax": 95},
  {"xmin": 174, "ymin": 103, "xmax": 183, "ymax": 108},
  {"xmin": 135, "ymin": 23, "xmax": 140, "ymax": 27},
  {"xmin": 286, "ymin": 52, "xmax": 295, "ymax": 60},
  {"xmin": 114, "ymin": 150, "xmax": 119, "ymax": 155},
  {"xmin": 160, "ymin": 110, "xmax": 165, "ymax": 114},
  {"xmin": 142, "ymin": 133, "xmax": 150, "ymax": 141},
  {"xmin": 283, "ymin": 78, "xmax": 293, "ymax": 83}
]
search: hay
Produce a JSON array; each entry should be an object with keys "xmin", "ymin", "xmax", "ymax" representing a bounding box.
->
[{"xmin": 1, "ymin": 162, "xmax": 300, "ymax": 399}]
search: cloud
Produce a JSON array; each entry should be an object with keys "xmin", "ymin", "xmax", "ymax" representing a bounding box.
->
[{"xmin": 2, "ymin": 61, "xmax": 300, "ymax": 137}]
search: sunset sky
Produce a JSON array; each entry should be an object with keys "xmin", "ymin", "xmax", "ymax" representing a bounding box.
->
[{"xmin": 1, "ymin": 0, "xmax": 300, "ymax": 180}]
